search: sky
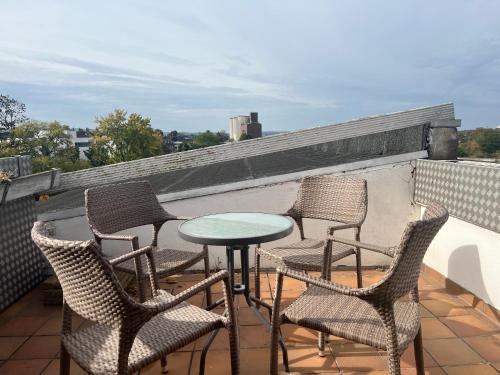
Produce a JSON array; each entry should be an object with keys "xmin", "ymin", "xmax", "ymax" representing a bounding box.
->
[{"xmin": 1, "ymin": 1, "xmax": 499, "ymax": 132}]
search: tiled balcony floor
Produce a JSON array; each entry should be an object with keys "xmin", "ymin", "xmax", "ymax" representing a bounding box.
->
[{"xmin": 0, "ymin": 270, "xmax": 499, "ymax": 374}]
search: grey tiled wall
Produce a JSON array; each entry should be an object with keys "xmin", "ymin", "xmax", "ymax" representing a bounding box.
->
[
  {"xmin": 415, "ymin": 159, "xmax": 500, "ymax": 233},
  {"xmin": 0, "ymin": 156, "xmax": 46, "ymax": 311}
]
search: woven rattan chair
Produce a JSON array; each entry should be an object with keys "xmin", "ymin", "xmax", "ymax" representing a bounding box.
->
[
  {"xmin": 270, "ymin": 203, "xmax": 448, "ymax": 375},
  {"xmin": 32, "ymin": 221, "xmax": 239, "ymax": 375},
  {"xmin": 255, "ymin": 175, "xmax": 367, "ymax": 355},
  {"xmin": 85, "ymin": 181, "xmax": 212, "ymax": 305}
]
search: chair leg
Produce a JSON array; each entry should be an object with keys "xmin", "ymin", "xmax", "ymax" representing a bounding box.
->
[
  {"xmin": 413, "ymin": 327, "xmax": 425, "ymax": 375},
  {"xmin": 318, "ymin": 333, "xmax": 326, "ymax": 357},
  {"xmin": 382, "ymin": 314, "xmax": 401, "ymax": 375},
  {"xmin": 60, "ymin": 345, "xmax": 70, "ymax": 375},
  {"xmin": 136, "ymin": 277, "xmax": 146, "ymax": 303},
  {"xmin": 317, "ymin": 265, "xmax": 331, "ymax": 354},
  {"xmin": 228, "ymin": 325, "xmax": 240, "ymax": 375},
  {"xmin": 160, "ymin": 356, "xmax": 168, "ymax": 374},
  {"xmin": 254, "ymin": 251, "xmax": 261, "ymax": 301},
  {"xmin": 355, "ymin": 251, "xmax": 363, "ymax": 288},
  {"xmin": 203, "ymin": 248, "xmax": 212, "ymax": 307}
]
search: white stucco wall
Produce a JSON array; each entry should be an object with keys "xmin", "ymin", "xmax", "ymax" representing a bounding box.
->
[
  {"xmin": 45, "ymin": 162, "xmax": 419, "ymax": 271},
  {"xmin": 422, "ymin": 209, "xmax": 500, "ymax": 309}
]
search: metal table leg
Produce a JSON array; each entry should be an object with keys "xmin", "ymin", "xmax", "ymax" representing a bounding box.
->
[{"xmin": 200, "ymin": 245, "xmax": 289, "ymax": 372}]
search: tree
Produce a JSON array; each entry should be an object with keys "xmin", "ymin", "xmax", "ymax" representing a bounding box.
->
[
  {"xmin": 239, "ymin": 133, "xmax": 252, "ymax": 141},
  {"xmin": 7, "ymin": 120, "xmax": 74, "ymax": 157},
  {"xmin": 2, "ymin": 120, "xmax": 91, "ymax": 173},
  {"xmin": 86, "ymin": 109, "xmax": 164, "ymax": 165},
  {"xmin": 193, "ymin": 130, "xmax": 224, "ymax": 148},
  {"xmin": 457, "ymin": 128, "xmax": 500, "ymax": 158},
  {"xmin": 84, "ymin": 136, "xmax": 111, "ymax": 167},
  {"xmin": 0, "ymin": 95, "xmax": 27, "ymax": 136}
]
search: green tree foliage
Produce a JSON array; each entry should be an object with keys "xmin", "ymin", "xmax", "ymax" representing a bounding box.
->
[
  {"xmin": 176, "ymin": 130, "xmax": 228, "ymax": 151},
  {"xmin": 85, "ymin": 109, "xmax": 164, "ymax": 165},
  {"xmin": 0, "ymin": 120, "xmax": 91, "ymax": 173},
  {"xmin": 0, "ymin": 95, "xmax": 27, "ymax": 137},
  {"xmin": 238, "ymin": 133, "xmax": 252, "ymax": 141},
  {"xmin": 84, "ymin": 137, "xmax": 111, "ymax": 167},
  {"xmin": 193, "ymin": 130, "xmax": 225, "ymax": 148},
  {"xmin": 457, "ymin": 128, "xmax": 500, "ymax": 159}
]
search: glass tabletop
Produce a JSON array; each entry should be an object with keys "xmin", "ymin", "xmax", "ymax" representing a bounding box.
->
[{"xmin": 178, "ymin": 212, "xmax": 294, "ymax": 246}]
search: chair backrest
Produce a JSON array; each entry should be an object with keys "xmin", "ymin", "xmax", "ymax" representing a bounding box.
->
[
  {"xmin": 85, "ymin": 180, "xmax": 169, "ymax": 235},
  {"xmin": 381, "ymin": 203, "xmax": 448, "ymax": 301},
  {"xmin": 289, "ymin": 175, "xmax": 367, "ymax": 224},
  {"xmin": 31, "ymin": 221, "xmax": 137, "ymax": 328}
]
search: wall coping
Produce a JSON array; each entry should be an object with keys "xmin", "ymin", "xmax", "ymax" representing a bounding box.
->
[{"xmin": 39, "ymin": 150, "xmax": 427, "ymax": 222}]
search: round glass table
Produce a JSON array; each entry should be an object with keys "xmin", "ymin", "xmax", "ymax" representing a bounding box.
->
[{"xmin": 178, "ymin": 212, "xmax": 292, "ymax": 371}]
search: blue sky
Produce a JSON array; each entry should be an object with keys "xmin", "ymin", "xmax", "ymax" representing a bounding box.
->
[{"xmin": 1, "ymin": 1, "xmax": 499, "ymax": 131}]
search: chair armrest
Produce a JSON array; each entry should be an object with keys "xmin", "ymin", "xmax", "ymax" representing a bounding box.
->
[
  {"xmin": 96, "ymin": 233, "xmax": 138, "ymax": 242},
  {"xmin": 278, "ymin": 266, "xmax": 370, "ymax": 297},
  {"xmin": 110, "ymin": 245, "xmax": 160, "ymax": 295},
  {"xmin": 93, "ymin": 231, "xmax": 139, "ymax": 250},
  {"xmin": 109, "ymin": 246, "xmax": 154, "ymax": 266},
  {"xmin": 166, "ymin": 216, "xmax": 193, "ymax": 221},
  {"xmin": 327, "ymin": 223, "xmax": 359, "ymax": 234},
  {"xmin": 329, "ymin": 236, "xmax": 395, "ymax": 257},
  {"xmin": 143, "ymin": 270, "xmax": 230, "ymax": 314}
]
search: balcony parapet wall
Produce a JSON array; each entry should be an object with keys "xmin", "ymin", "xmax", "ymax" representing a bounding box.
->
[{"xmin": 415, "ymin": 159, "xmax": 500, "ymax": 233}]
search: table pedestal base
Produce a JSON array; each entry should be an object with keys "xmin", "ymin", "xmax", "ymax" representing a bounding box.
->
[{"xmin": 200, "ymin": 245, "xmax": 289, "ymax": 374}]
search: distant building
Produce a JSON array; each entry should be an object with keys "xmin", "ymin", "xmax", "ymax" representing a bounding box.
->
[
  {"xmin": 163, "ymin": 131, "xmax": 196, "ymax": 153},
  {"xmin": 229, "ymin": 112, "xmax": 262, "ymax": 141},
  {"xmin": 68, "ymin": 128, "xmax": 92, "ymax": 159}
]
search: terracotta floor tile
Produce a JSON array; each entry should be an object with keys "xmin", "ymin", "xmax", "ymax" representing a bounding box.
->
[
  {"xmin": 192, "ymin": 346, "xmax": 338, "ymax": 375},
  {"xmin": 194, "ymin": 330, "xmax": 230, "ymax": 351},
  {"xmin": 440, "ymin": 314, "xmax": 500, "ymax": 337},
  {"xmin": 463, "ymin": 334, "xmax": 500, "ymax": 362},
  {"xmin": 11, "ymin": 336, "xmax": 60, "ymax": 359},
  {"xmin": 421, "ymin": 318, "xmax": 456, "ymax": 339},
  {"xmin": 397, "ymin": 342, "xmax": 437, "ymax": 368},
  {"xmin": 41, "ymin": 359, "xmax": 88, "ymax": 375},
  {"xmin": 491, "ymin": 362, "xmax": 500, "ymax": 372},
  {"xmin": 185, "ymin": 293, "xmax": 205, "ymax": 308},
  {"xmin": 421, "ymin": 300, "xmax": 473, "ymax": 317},
  {"xmin": 332, "ymin": 342, "xmax": 386, "ymax": 372},
  {"xmin": 401, "ymin": 368, "xmax": 446, "ymax": 375},
  {"xmin": 34, "ymin": 317, "xmax": 63, "ymax": 336},
  {"xmin": 443, "ymin": 364, "xmax": 499, "ymax": 375},
  {"xmin": 281, "ymin": 325, "xmax": 319, "ymax": 346},
  {"xmin": 419, "ymin": 290, "xmax": 463, "ymax": 303},
  {"xmin": 423, "ymin": 338, "xmax": 483, "ymax": 366},
  {"xmin": 240, "ymin": 325, "xmax": 272, "ymax": 349},
  {"xmin": 0, "ymin": 337, "xmax": 28, "ymax": 360},
  {"xmin": 141, "ymin": 352, "xmax": 192, "ymax": 375},
  {"xmin": 190, "ymin": 350, "xmax": 232, "ymax": 375},
  {"xmin": 285, "ymin": 346, "xmax": 338, "ymax": 373},
  {"xmin": 268, "ymin": 274, "xmax": 309, "ymax": 291},
  {"xmin": 237, "ymin": 307, "xmax": 266, "ymax": 326},
  {"xmin": 0, "ymin": 359, "xmax": 51, "ymax": 375},
  {"xmin": 0, "ymin": 316, "xmax": 49, "ymax": 337},
  {"xmin": 419, "ymin": 305, "xmax": 434, "ymax": 318},
  {"xmin": 343, "ymin": 369, "xmax": 445, "ymax": 375}
]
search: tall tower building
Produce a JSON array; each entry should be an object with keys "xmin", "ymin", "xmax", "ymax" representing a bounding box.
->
[{"xmin": 229, "ymin": 112, "xmax": 262, "ymax": 141}]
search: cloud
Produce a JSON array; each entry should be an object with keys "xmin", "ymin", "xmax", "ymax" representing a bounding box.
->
[{"xmin": 1, "ymin": 0, "xmax": 499, "ymax": 130}]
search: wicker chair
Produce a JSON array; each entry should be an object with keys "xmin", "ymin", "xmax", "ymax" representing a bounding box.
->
[
  {"xmin": 255, "ymin": 175, "xmax": 367, "ymax": 355},
  {"xmin": 270, "ymin": 203, "xmax": 448, "ymax": 375},
  {"xmin": 31, "ymin": 221, "xmax": 239, "ymax": 375},
  {"xmin": 85, "ymin": 181, "xmax": 212, "ymax": 305}
]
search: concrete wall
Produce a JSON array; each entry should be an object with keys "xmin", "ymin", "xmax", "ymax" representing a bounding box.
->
[
  {"xmin": 46, "ymin": 161, "xmax": 419, "ymax": 270},
  {"xmin": 422, "ymin": 211, "xmax": 500, "ymax": 310},
  {"xmin": 53, "ymin": 103, "xmax": 454, "ymax": 193}
]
